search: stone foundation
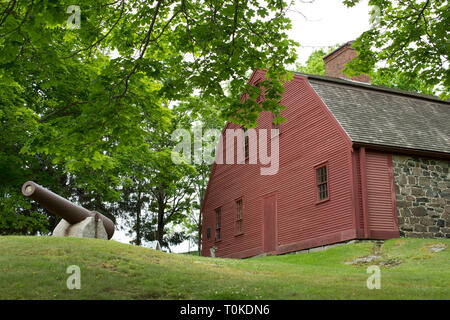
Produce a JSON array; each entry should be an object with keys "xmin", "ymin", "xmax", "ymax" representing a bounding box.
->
[{"xmin": 392, "ymin": 155, "xmax": 450, "ymax": 238}]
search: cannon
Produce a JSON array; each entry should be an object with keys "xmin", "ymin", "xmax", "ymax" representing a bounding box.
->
[{"xmin": 22, "ymin": 181, "xmax": 115, "ymax": 240}]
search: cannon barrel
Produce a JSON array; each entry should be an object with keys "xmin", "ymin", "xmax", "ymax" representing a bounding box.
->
[{"xmin": 21, "ymin": 181, "xmax": 115, "ymax": 239}]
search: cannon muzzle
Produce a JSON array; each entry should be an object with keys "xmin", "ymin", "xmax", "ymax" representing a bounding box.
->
[{"xmin": 22, "ymin": 181, "xmax": 115, "ymax": 239}]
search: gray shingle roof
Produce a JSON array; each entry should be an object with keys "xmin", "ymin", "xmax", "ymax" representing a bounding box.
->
[{"xmin": 304, "ymin": 75, "xmax": 450, "ymax": 154}]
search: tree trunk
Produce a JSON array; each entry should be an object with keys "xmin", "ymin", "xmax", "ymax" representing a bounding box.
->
[
  {"xmin": 156, "ymin": 195, "xmax": 165, "ymax": 246},
  {"xmin": 135, "ymin": 208, "xmax": 141, "ymax": 246},
  {"xmin": 197, "ymin": 211, "xmax": 202, "ymax": 255},
  {"xmin": 197, "ymin": 184, "xmax": 205, "ymax": 255},
  {"xmin": 135, "ymin": 192, "xmax": 142, "ymax": 246}
]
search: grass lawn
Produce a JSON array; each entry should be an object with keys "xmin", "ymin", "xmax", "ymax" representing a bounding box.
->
[{"xmin": 0, "ymin": 236, "xmax": 448, "ymax": 299}]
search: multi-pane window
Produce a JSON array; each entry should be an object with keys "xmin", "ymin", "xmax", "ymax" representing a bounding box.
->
[
  {"xmin": 240, "ymin": 127, "xmax": 249, "ymax": 159},
  {"xmin": 206, "ymin": 227, "xmax": 211, "ymax": 239},
  {"xmin": 316, "ymin": 166, "xmax": 329, "ymax": 201},
  {"xmin": 236, "ymin": 199, "xmax": 243, "ymax": 234},
  {"xmin": 215, "ymin": 208, "xmax": 221, "ymax": 241},
  {"xmin": 244, "ymin": 130, "xmax": 249, "ymax": 159}
]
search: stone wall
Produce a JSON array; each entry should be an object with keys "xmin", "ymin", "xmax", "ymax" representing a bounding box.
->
[{"xmin": 392, "ymin": 155, "xmax": 450, "ymax": 238}]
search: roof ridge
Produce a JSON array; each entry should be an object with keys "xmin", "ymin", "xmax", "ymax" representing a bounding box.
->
[
  {"xmin": 293, "ymin": 72, "xmax": 449, "ymax": 105},
  {"xmin": 307, "ymin": 75, "xmax": 450, "ymax": 155}
]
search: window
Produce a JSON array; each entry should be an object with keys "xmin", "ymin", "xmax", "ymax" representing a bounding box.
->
[
  {"xmin": 239, "ymin": 127, "xmax": 249, "ymax": 160},
  {"xmin": 316, "ymin": 165, "xmax": 329, "ymax": 201},
  {"xmin": 244, "ymin": 129, "xmax": 249, "ymax": 159},
  {"xmin": 236, "ymin": 199, "xmax": 243, "ymax": 234},
  {"xmin": 215, "ymin": 208, "xmax": 221, "ymax": 241},
  {"xmin": 206, "ymin": 227, "xmax": 211, "ymax": 239}
]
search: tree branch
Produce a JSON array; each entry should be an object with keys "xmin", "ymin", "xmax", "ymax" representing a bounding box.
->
[
  {"xmin": 62, "ymin": 0, "xmax": 126, "ymax": 59},
  {"xmin": 0, "ymin": 0, "xmax": 33, "ymax": 38},
  {"xmin": 38, "ymin": 100, "xmax": 89, "ymax": 123},
  {"xmin": 113, "ymin": 0, "xmax": 163, "ymax": 101},
  {"xmin": 0, "ymin": 0, "xmax": 17, "ymax": 28}
]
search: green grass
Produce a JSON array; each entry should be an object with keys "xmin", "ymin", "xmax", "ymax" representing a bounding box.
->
[
  {"xmin": 180, "ymin": 251, "xmax": 200, "ymax": 256},
  {"xmin": 0, "ymin": 236, "xmax": 448, "ymax": 299}
]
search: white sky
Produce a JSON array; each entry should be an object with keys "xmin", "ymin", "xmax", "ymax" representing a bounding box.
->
[
  {"xmin": 288, "ymin": 0, "xmax": 372, "ymax": 64},
  {"xmin": 112, "ymin": 0, "xmax": 373, "ymax": 253}
]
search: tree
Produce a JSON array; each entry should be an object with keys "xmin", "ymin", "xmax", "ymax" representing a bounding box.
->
[
  {"xmin": 1, "ymin": 0, "xmax": 297, "ymax": 167},
  {"xmin": 0, "ymin": 73, "xmax": 67, "ymax": 234},
  {"xmin": 343, "ymin": 0, "xmax": 449, "ymax": 99},
  {"xmin": 370, "ymin": 68, "xmax": 436, "ymax": 95},
  {"xmin": 176, "ymin": 98, "xmax": 225, "ymax": 254},
  {"xmin": 296, "ymin": 46, "xmax": 336, "ymax": 75},
  {"xmin": 114, "ymin": 105, "xmax": 197, "ymax": 249},
  {"xmin": 297, "ymin": 44, "xmax": 438, "ymax": 97},
  {"xmin": 146, "ymin": 105, "xmax": 200, "ymax": 249},
  {"xmin": 0, "ymin": 0, "xmax": 298, "ymax": 235}
]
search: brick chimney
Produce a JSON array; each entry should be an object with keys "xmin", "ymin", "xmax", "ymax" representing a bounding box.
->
[{"xmin": 323, "ymin": 41, "xmax": 370, "ymax": 83}]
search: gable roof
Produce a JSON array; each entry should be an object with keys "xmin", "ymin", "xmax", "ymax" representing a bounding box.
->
[{"xmin": 295, "ymin": 73, "xmax": 450, "ymax": 155}]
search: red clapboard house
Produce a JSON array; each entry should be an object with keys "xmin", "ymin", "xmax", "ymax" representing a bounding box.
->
[{"xmin": 201, "ymin": 42, "xmax": 450, "ymax": 258}]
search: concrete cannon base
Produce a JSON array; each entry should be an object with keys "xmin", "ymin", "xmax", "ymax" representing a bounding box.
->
[{"xmin": 53, "ymin": 216, "xmax": 108, "ymax": 240}]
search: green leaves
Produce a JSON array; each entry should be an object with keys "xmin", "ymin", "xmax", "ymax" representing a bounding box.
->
[
  {"xmin": 0, "ymin": 0, "xmax": 297, "ymax": 236},
  {"xmin": 2, "ymin": 0, "xmax": 297, "ymax": 157},
  {"xmin": 296, "ymin": 46, "xmax": 338, "ymax": 76},
  {"xmin": 343, "ymin": 0, "xmax": 449, "ymax": 99}
]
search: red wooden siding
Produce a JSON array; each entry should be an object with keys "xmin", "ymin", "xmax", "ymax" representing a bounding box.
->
[
  {"xmin": 263, "ymin": 194, "xmax": 277, "ymax": 253},
  {"xmin": 364, "ymin": 151, "xmax": 400, "ymax": 239},
  {"xmin": 201, "ymin": 71, "xmax": 358, "ymax": 258},
  {"xmin": 352, "ymin": 149, "xmax": 365, "ymax": 237}
]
